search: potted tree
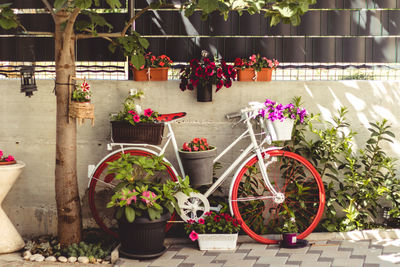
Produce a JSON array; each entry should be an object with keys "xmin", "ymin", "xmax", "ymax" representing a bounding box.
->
[
  {"xmin": 185, "ymin": 211, "xmax": 242, "ymax": 250},
  {"xmin": 130, "ymin": 52, "xmax": 173, "ymax": 81},
  {"xmin": 106, "ymin": 153, "xmax": 193, "ymax": 259},
  {"xmin": 178, "ymin": 138, "xmax": 217, "ymax": 186},
  {"xmin": 110, "ymin": 90, "xmax": 163, "ymax": 144},
  {"xmin": 234, "ymin": 54, "xmax": 279, "ymax": 81},
  {"xmin": 179, "ymin": 51, "xmax": 237, "ymax": 102}
]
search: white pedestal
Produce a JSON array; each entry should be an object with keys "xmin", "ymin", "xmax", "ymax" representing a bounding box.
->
[{"xmin": 0, "ymin": 162, "xmax": 25, "ymax": 253}]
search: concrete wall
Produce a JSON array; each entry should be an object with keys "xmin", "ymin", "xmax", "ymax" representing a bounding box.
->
[{"xmin": 0, "ymin": 79, "xmax": 399, "ymax": 237}]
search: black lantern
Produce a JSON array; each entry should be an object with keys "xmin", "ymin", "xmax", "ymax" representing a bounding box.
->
[{"xmin": 20, "ymin": 66, "xmax": 37, "ymax": 97}]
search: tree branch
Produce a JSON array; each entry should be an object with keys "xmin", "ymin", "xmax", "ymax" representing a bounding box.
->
[
  {"xmin": 121, "ymin": 4, "xmax": 176, "ymax": 36},
  {"xmin": 41, "ymin": 0, "xmax": 56, "ymax": 21},
  {"xmin": 61, "ymin": 7, "xmax": 80, "ymax": 56}
]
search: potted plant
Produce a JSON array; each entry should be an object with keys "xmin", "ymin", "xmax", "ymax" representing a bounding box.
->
[
  {"xmin": 68, "ymin": 78, "xmax": 95, "ymax": 126},
  {"xmin": 279, "ymin": 216, "xmax": 299, "ymax": 247},
  {"xmin": 178, "ymin": 138, "xmax": 217, "ymax": 186},
  {"xmin": 179, "ymin": 51, "xmax": 237, "ymax": 102},
  {"xmin": 130, "ymin": 52, "xmax": 173, "ymax": 81},
  {"xmin": 106, "ymin": 153, "xmax": 193, "ymax": 259},
  {"xmin": 0, "ymin": 149, "xmax": 25, "ymax": 253},
  {"xmin": 110, "ymin": 90, "xmax": 163, "ymax": 144},
  {"xmin": 234, "ymin": 54, "xmax": 279, "ymax": 81},
  {"xmin": 259, "ymin": 99, "xmax": 308, "ymax": 141},
  {"xmin": 185, "ymin": 211, "xmax": 242, "ymax": 250}
]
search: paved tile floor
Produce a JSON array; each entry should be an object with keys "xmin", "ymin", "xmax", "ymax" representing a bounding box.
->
[{"xmin": 115, "ymin": 239, "xmax": 400, "ymax": 267}]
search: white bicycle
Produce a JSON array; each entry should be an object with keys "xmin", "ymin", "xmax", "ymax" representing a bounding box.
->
[{"xmin": 88, "ymin": 102, "xmax": 325, "ymax": 244}]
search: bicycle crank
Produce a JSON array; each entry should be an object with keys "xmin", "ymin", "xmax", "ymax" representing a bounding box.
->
[{"xmin": 174, "ymin": 192, "xmax": 210, "ymax": 222}]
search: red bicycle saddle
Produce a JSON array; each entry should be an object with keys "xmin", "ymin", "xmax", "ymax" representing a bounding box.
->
[{"xmin": 156, "ymin": 112, "xmax": 186, "ymax": 122}]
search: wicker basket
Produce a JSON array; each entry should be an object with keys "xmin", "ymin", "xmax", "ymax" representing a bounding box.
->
[
  {"xmin": 111, "ymin": 121, "xmax": 164, "ymax": 145},
  {"xmin": 69, "ymin": 101, "xmax": 95, "ymax": 126}
]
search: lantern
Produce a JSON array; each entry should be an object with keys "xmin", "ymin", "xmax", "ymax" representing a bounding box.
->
[{"xmin": 20, "ymin": 66, "xmax": 37, "ymax": 97}]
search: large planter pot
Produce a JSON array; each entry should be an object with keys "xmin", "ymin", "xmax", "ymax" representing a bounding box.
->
[
  {"xmin": 237, "ymin": 68, "xmax": 273, "ymax": 81},
  {"xmin": 265, "ymin": 119, "xmax": 294, "ymax": 141},
  {"xmin": 178, "ymin": 148, "xmax": 217, "ymax": 186},
  {"xmin": 111, "ymin": 121, "xmax": 164, "ymax": 145},
  {"xmin": 118, "ymin": 212, "xmax": 170, "ymax": 259},
  {"xmin": 0, "ymin": 161, "xmax": 25, "ymax": 253},
  {"xmin": 196, "ymin": 83, "xmax": 213, "ymax": 102},
  {"xmin": 197, "ymin": 233, "xmax": 238, "ymax": 250},
  {"xmin": 133, "ymin": 68, "xmax": 169, "ymax": 81}
]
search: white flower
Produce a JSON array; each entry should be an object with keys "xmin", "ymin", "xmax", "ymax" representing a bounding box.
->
[{"xmin": 135, "ymin": 104, "xmax": 142, "ymax": 114}]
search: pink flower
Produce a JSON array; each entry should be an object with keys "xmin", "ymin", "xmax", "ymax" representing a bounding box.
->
[
  {"xmin": 273, "ymin": 59, "xmax": 279, "ymax": 67},
  {"xmin": 193, "ymin": 146, "xmax": 199, "ymax": 151},
  {"xmin": 141, "ymin": 190, "xmax": 157, "ymax": 206},
  {"xmin": 198, "ymin": 218, "xmax": 205, "ymax": 224},
  {"xmin": 144, "ymin": 108, "xmax": 153, "ymax": 117},
  {"xmin": 128, "ymin": 110, "xmax": 136, "ymax": 115},
  {"xmin": 126, "ymin": 190, "xmax": 137, "ymax": 205},
  {"xmin": 182, "ymin": 142, "xmax": 190, "ymax": 151},
  {"xmin": 267, "ymin": 59, "xmax": 273, "ymax": 68},
  {"xmin": 133, "ymin": 114, "xmax": 140, "ymax": 123},
  {"xmin": 0, "ymin": 150, "xmax": 3, "ymax": 158},
  {"xmin": 5, "ymin": 155, "xmax": 14, "ymax": 162},
  {"xmin": 187, "ymin": 219, "xmax": 195, "ymax": 224},
  {"xmin": 189, "ymin": 230, "xmax": 198, "ymax": 241}
]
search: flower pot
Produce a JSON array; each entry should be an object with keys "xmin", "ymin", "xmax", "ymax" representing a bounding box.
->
[
  {"xmin": 111, "ymin": 121, "xmax": 164, "ymax": 145},
  {"xmin": 178, "ymin": 148, "xmax": 217, "ymax": 186},
  {"xmin": 0, "ymin": 162, "xmax": 25, "ymax": 253},
  {"xmin": 197, "ymin": 233, "xmax": 238, "ymax": 250},
  {"xmin": 0, "ymin": 161, "xmax": 16, "ymax": 165},
  {"xmin": 69, "ymin": 101, "xmax": 95, "ymax": 126},
  {"xmin": 133, "ymin": 68, "xmax": 169, "ymax": 81},
  {"xmin": 237, "ymin": 68, "xmax": 273, "ymax": 81},
  {"xmin": 118, "ymin": 212, "xmax": 170, "ymax": 259},
  {"xmin": 281, "ymin": 233, "xmax": 297, "ymax": 246},
  {"xmin": 196, "ymin": 83, "xmax": 213, "ymax": 102},
  {"xmin": 265, "ymin": 119, "xmax": 294, "ymax": 141}
]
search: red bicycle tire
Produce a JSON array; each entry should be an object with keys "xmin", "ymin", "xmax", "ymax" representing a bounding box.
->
[
  {"xmin": 88, "ymin": 149, "xmax": 178, "ymax": 238},
  {"xmin": 231, "ymin": 149, "xmax": 325, "ymax": 244}
]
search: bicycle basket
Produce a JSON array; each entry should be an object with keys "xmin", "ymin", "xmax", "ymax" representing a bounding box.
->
[
  {"xmin": 264, "ymin": 119, "xmax": 294, "ymax": 141},
  {"xmin": 111, "ymin": 121, "xmax": 164, "ymax": 145}
]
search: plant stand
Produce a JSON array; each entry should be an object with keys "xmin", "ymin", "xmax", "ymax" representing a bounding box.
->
[{"xmin": 0, "ymin": 162, "xmax": 25, "ymax": 253}]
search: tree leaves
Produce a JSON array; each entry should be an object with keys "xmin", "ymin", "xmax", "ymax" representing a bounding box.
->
[{"xmin": 75, "ymin": 0, "xmax": 92, "ymax": 10}]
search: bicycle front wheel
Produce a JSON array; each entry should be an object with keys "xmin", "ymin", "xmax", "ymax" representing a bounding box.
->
[
  {"xmin": 88, "ymin": 149, "xmax": 178, "ymax": 238},
  {"xmin": 230, "ymin": 149, "xmax": 325, "ymax": 244}
]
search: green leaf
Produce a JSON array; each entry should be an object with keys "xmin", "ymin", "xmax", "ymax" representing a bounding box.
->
[
  {"xmin": 115, "ymin": 207, "xmax": 124, "ymax": 219},
  {"xmin": 75, "ymin": 0, "xmax": 92, "ymax": 9},
  {"xmin": 106, "ymin": 0, "xmax": 122, "ymax": 9},
  {"xmin": 131, "ymin": 54, "xmax": 145, "ymax": 69},
  {"xmin": 125, "ymin": 206, "xmax": 135, "ymax": 223},
  {"xmin": 54, "ymin": 0, "xmax": 68, "ymax": 11},
  {"xmin": 150, "ymin": 1, "xmax": 161, "ymax": 9},
  {"xmin": 138, "ymin": 37, "xmax": 149, "ymax": 49},
  {"xmin": 270, "ymin": 15, "xmax": 281, "ymax": 26},
  {"xmin": 198, "ymin": 0, "xmax": 219, "ymax": 14}
]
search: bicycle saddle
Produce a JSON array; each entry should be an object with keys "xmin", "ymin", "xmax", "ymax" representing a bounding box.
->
[{"xmin": 156, "ymin": 112, "xmax": 186, "ymax": 122}]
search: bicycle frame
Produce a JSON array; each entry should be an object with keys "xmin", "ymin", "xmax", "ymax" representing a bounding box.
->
[{"xmin": 97, "ymin": 111, "xmax": 280, "ymax": 200}]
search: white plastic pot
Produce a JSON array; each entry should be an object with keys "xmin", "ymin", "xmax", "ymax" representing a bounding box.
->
[
  {"xmin": 266, "ymin": 119, "xmax": 294, "ymax": 141},
  {"xmin": 197, "ymin": 233, "xmax": 238, "ymax": 250}
]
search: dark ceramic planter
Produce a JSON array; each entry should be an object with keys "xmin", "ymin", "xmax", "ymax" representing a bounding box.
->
[
  {"xmin": 282, "ymin": 233, "xmax": 297, "ymax": 246},
  {"xmin": 118, "ymin": 212, "xmax": 170, "ymax": 259},
  {"xmin": 178, "ymin": 147, "xmax": 217, "ymax": 186},
  {"xmin": 196, "ymin": 83, "xmax": 213, "ymax": 102}
]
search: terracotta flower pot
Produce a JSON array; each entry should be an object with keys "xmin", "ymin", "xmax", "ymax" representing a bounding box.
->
[
  {"xmin": 0, "ymin": 161, "xmax": 16, "ymax": 165},
  {"xmin": 237, "ymin": 68, "xmax": 274, "ymax": 81},
  {"xmin": 133, "ymin": 68, "xmax": 169, "ymax": 81}
]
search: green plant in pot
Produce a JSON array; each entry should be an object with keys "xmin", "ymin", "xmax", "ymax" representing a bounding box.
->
[
  {"xmin": 106, "ymin": 153, "xmax": 193, "ymax": 259},
  {"xmin": 278, "ymin": 210, "xmax": 299, "ymax": 247},
  {"xmin": 179, "ymin": 138, "xmax": 217, "ymax": 187}
]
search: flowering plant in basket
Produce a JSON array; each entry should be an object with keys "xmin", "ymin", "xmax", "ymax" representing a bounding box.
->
[
  {"xmin": 234, "ymin": 54, "xmax": 279, "ymax": 72},
  {"xmin": 185, "ymin": 211, "xmax": 242, "ymax": 241},
  {"xmin": 260, "ymin": 99, "xmax": 308, "ymax": 123},
  {"xmin": 71, "ymin": 81, "xmax": 91, "ymax": 102},
  {"xmin": 129, "ymin": 52, "xmax": 173, "ymax": 70},
  {"xmin": 182, "ymin": 138, "xmax": 214, "ymax": 152},
  {"xmin": 179, "ymin": 55, "xmax": 237, "ymax": 92},
  {"xmin": 0, "ymin": 149, "xmax": 15, "ymax": 163},
  {"xmin": 111, "ymin": 90, "xmax": 159, "ymax": 125}
]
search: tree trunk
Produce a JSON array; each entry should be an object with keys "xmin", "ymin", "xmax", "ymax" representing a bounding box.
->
[{"xmin": 54, "ymin": 11, "xmax": 82, "ymax": 246}]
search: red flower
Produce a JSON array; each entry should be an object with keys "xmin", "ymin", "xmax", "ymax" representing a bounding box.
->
[
  {"xmin": 234, "ymin": 58, "xmax": 243, "ymax": 66},
  {"xmin": 144, "ymin": 108, "xmax": 153, "ymax": 117},
  {"xmin": 198, "ymin": 218, "xmax": 205, "ymax": 224},
  {"xmin": 213, "ymin": 215, "xmax": 221, "ymax": 222},
  {"xmin": 217, "ymin": 68, "xmax": 223, "ymax": 78},
  {"xmin": 216, "ymin": 80, "xmax": 224, "ymax": 90},
  {"xmin": 189, "ymin": 231, "xmax": 198, "ymax": 241}
]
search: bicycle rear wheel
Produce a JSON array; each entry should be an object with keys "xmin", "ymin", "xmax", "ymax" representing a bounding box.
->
[
  {"xmin": 230, "ymin": 149, "xmax": 325, "ymax": 244},
  {"xmin": 88, "ymin": 149, "xmax": 178, "ymax": 238}
]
